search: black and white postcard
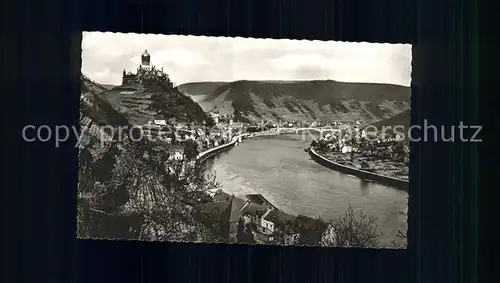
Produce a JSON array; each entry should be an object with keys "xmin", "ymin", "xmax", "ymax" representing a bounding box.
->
[{"xmin": 78, "ymin": 32, "xmax": 411, "ymax": 248}]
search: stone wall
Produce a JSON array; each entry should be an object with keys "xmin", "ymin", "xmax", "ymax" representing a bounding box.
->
[{"xmin": 309, "ymin": 148, "xmax": 409, "ymax": 191}]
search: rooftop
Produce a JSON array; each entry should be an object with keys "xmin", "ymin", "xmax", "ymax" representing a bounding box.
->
[
  {"xmin": 263, "ymin": 209, "xmax": 296, "ymax": 225},
  {"xmin": 240, "ymin": 202, "xmax": 268, "ymax": 217},
  {"xmin": 201, "ymin": 195, "xmax": 242, "ymax": 223},
  {"xmin": 245, "ymin": 194, "xmax": 278, "ymax": 209},
  {"xmin": 213, "ymin": 189, "xmax": 246, "ymax": 209}
]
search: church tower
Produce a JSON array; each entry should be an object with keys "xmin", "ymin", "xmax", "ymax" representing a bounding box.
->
[{"xmin": 141, "ymin": 49, "xmax": 151, "ymax": 70}]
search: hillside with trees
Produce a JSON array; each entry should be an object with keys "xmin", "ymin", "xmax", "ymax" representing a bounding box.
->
[
  {"xmin": 183, "ymin": 79, "xmax": 410, "ymax": 123},
  {"xmin": 369, "ymin": 109, "xmax": 411, "ymax": 133},
  {"xmin": 99, "ymin": 80, "xmax": 210, "ymax": 125},
  {"xmin": 177, "ymin": 82, "xmax": 228, "ymax": 96},
  {"xmin": 77, "ymin": 75, "xmax": 402, "ymax": 247},
  {"xmin": 78, "ymin": 75, "xmax": 220, "ymax": 241}
]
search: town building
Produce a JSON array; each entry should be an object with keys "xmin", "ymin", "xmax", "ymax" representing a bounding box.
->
[
  {"xmin": 168, "ymin": 151, "xmax": 184, "ymax": 161},
  {"xmin": 200, "ymin": 194, "xmax": 243, "ymax": 242},
  {"xmin": 240, "ymin": 202, "xmax": 274, "ymax": 237},
  {"xmin": 213, "ymin": 189, "xmax": 246, "ymax": 208},
  {"xmin": 341, "ymin": 145, "xmax": 353, "ymax": 153},
  {"xmin": 201, "ymin": 189, "xmax": 337, "ymax": 246},
  {"xmin": 295, "ymin": 215, "xmax": 336, "ymax": 245},
  {"xmin": 262, "ymin": 209, "xmax": 300, "ymax": 245},
  {"xmin": 395, "ymin": 133, "xmax": 405, "ymax": 141},
  {"xmin": 245, "ymin": 194, "xmax": 278, "ymax": 210},
  {"xmin": 153, "ymin": 114, "xmax": 167, "ymax": 126}
]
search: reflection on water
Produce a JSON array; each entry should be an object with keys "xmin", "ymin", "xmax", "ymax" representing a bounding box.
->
[
  {"xmin": 360, "ymin": 179, "xmax": 370, "ymax": 195},
  {"xmin": 203, "ymin": 134, "xmax": 408, "ymax": 247}
]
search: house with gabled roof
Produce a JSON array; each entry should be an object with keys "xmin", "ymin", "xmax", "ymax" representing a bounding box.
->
[
  {"xmin": 200, "ymin": 194, "xmax": 243, "ymax": 242},
  {"xmin": 153, "ymin": 114, "xmax": 166, "ymax": 126},
  {"xmin": 201, "ymin": 189, "xmax": 333, "ymax": 245},
  {"xmin": 213, "ymin": 189, "xmax": 246, "ymax": 208},
  {"xmin": 262, "ymin": 209, "xmax": 300, "ymax": 245},
  {"xmin": 240, "ymin": 202, "xmax": 268, "ymax": 223},
  {"xmin": 295, "ymin": 215, "xmax": 336, "ymax": 246},
  {"xmin": 245, "ymin": 194, "xmax": 278, "ymax": 210}
]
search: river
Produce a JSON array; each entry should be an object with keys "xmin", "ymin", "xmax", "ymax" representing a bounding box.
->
[{"xmin": 203, "ymin": 133, "xmax": 408, "ymax": 247}]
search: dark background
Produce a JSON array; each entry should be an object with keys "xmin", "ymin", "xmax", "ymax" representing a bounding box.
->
[{"xmin": 3, "ymin": 0, "xmax": 489, "ymax": 282}]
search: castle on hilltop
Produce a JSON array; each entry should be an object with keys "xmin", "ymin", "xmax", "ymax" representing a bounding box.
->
[{"xmin": 122, "ymin": 49, "xmax": 172, "ymax": 86}]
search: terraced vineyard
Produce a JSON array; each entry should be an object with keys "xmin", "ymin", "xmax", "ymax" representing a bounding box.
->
[
  {"xmin": 103, "ymin": 85, "xmax": 159, "ymax": 125},
  {"xmin": 100, "ymin": 81, "xmax": 211, "ymax": 126}
]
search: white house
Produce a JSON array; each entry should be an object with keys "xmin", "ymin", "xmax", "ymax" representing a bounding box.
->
[
  {"xmin": 154, "ymin": 120, "xmax": 167, "ymax": 126},
  {"xmin": 168, "ymin": 151, "xmax": 184, "ymax": 161},
  {"xmin": 395, "ymin": 133, "xmax": 405, "ymax": 141},
  {"xmin": 361, "ymin": 129, "xmax": 367, "ymax": 138},
  {"xmin": 260, "ymin": 209, "xmax": 275, "ymax": 235},
  {"xmin": 341, "ymin": 145, "xmax": 353, "ymax": 153},
  {"xmin": 240, "ymin": 202, "xmax": 274, "ymax": 236}
]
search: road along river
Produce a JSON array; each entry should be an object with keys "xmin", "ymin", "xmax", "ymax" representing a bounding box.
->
[{"xmin": 203, "ymin": 134, "xmax": 409, "ymax": 247}]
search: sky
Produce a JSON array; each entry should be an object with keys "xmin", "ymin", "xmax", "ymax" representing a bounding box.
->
[{"xmin": 81, "ymin": 32, "xmax": 412, "ymax": 87}]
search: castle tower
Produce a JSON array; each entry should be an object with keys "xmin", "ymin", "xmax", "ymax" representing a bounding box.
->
[{"xmin": 141, "ymin": 49, "xmax": 151, "ymax": 70}]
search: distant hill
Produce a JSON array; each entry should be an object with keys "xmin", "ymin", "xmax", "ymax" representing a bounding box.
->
[
  {"xmin": 177, "ymin": 82, "xmax": 228, "ymax": 96},
  {"xmin": 81, "ymin": 74, "xmax": 109, "ymax": 94},
  {"xmin": 369, "ymin": 109, "xmax": 411, "ymax": 132},
  {"xmin": 192, "ymin": 80, "xmax": 410, "ymax": 123}
]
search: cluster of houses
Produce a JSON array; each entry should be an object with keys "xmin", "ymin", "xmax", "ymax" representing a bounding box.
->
[
  {"xmin": 241, "ymin": 119, "xmax": 366, "ymax": 134},
  {"xmin": 311, "ymin": 125, "xmax": 410, "ymax": 176},
  {"xmin": 312, "ymin": 121, "xmax": 407, "ymax": 154},
  {"xmin": 208, "ymin": 111, "xmax": 235, "ymax": 125},
  {"xmin": 200, "ymin": 189, "xmax": 336, "ymax": 246},
  {"xmin": 140, "ymin": 114, "xmax": 244, "ymax": 160}
]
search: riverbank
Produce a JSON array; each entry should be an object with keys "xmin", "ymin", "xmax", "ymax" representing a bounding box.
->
[
  {"xmin": 309, "ymin": 148, "xmax": 409, "ymax": 191},
  {"xmin": 196, "ymin": 134, "xmax": 247, "ymax": 164},
  {"xmin": 196, "ymin": 130, "xmax": 294, "ymax": 164},
  {"xmin": 204, "ymin": 133, "xmax": 408, "ymax": 247},
  {"xmin": 246, "ymin": 129, "xmax": 297, "ymax": 138},
  {"xmin": 320, "ymin": 151, "xmax": 408, "ymax": 181},
  {"xmin": 197, "ymin": 131, "xmax": 408, "ymax": 192}
]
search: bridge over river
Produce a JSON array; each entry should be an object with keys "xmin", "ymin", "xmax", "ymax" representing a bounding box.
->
[{"xmin": 203, "ymin": 133, "xmax": 408, "ymax": 247}]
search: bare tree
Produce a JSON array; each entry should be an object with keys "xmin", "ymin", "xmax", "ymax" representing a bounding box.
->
[
  {"xmin": 391, "ymin": 211, "xmax": 408, "ymax": 248},
  {"xmin": 77, "ymin": 136, "xmax": 141, "ymax": 239},
  {"xmin": 114, "ymin": 137, "xmax": 221, "ymax": 242},
  {"xmin": 329, "ymin": 205, "xmax": 383, "ymax": 248},
  {"xmin": 77, "ymin": 133, "xmax": 222, "ymax": 242}
]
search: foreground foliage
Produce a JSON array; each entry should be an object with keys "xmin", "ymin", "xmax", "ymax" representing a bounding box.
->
[
  {"xmin": 329, "ymin": 205, "xmax": 383, "ymax": 248},
  {"xmin": 77, "ymin": 134, "xmax": 223, "ymax": 242}
]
